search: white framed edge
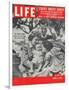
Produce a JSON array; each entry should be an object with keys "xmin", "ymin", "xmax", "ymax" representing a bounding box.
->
[
  {"xmin": 8, "ymin": 0, "xmax": 66, "ymax": 88},
  {"xmin": 8, "ymin": 1, "xmax": 13, "ymax": 88}
]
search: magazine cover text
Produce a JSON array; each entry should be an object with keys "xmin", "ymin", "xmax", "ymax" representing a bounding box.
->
[{"xmin": 12, "ymin": 4, "xmax": 65, "ymax": 85}]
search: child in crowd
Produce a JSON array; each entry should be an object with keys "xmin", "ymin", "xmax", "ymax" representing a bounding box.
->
[
  {"xmin": 32, "ymin": 41, "xmax": 44, "ymax": 73},
  {"xmin": 33, "ymin": 42, "xmax": 65, "ymax": 77},
  {"xmin": 19, "ymin": 43, "xmax": 33, "ymax": 77},
  {"xmin": 42, "ymin": 43, "xmax": 64, "ymax": 76}
]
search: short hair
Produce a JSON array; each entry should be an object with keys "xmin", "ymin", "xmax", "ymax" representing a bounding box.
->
[
  {"xmin": 28, "ymin": 34, "xmax": 35, "ymax": 41},
  {"xmin": 43, "ymin": 41, "xmax": 53, "ymax": 51},
  {"xmin": 28, "ymin": 32, "xmax": 40, "ymax": 41}
]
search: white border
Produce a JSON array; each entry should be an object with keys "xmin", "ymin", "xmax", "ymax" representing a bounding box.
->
[
  {"xmin": 9, "ymin": 0, "xmax": 68, "ymax": 89},
  {"xmin": 9, "ymin": 1, "xmax": 12, "ymax": 88},
  {"xmin": 1, "ymin": 0, "xmax": 69, "ymax": 90}
]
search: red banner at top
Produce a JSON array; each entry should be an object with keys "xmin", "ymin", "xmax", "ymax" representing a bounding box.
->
[{"xmin": 13, "ymin": 4, "xmax": 65, "ymax": 19}]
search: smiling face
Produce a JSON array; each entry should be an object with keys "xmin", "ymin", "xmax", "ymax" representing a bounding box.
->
[
  {"xmin": 35, "ymin": 43, "xmax": 42, "ymax": 51},
  {"xmin": 31, "ymin": 37, "xmax": 39, "ymax": 45}
]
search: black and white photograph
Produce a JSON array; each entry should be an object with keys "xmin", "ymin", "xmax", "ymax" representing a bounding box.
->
[
  {"xmin": 1, "ymin": 0, "xmax": 69, "ymax": 89},
  {"xmin": 12, "ymin": 17, "xmax": 65, "ymax": 77}
]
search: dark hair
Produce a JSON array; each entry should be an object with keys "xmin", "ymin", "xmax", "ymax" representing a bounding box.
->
[
  {"xmin": 28, "ymin": 32, "xmax": 41, "ymax": 41},
  {"xmin": 43, "ymin": 41, "xmax": 53, "ymax": 51},
  {"xmin": 39, "ymin": 19, "xmax": 48, "ymax": 25},
  {"xmin": 28, "ymin": 34, "xmax": 35, "ymax": 41},
  {"xmin": 12, "ymin": 49, "xmax": 16, "ymax": 53}
]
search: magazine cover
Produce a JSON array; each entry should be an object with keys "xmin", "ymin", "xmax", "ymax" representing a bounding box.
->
[{"xmin": 12, "ymin": 4, "xmax": 65, "ymax": 86}]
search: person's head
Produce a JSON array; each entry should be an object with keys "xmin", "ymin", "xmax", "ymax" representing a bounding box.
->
[
  {"xmin": 28, "ymin": 33, "xmax": 41, "ymax": 46},
  {"xmin": 43, "ymin": 41, "xmax": 53, "ymax": 52},
  {"xmin": 31, "ymin": 36, "xmax": 39, "ymax": 45},
  {"xmin": 39, "ymin": 19, "xmax": 48, "ymax": 37},
  {"xmin": 39, "ymin": 19, "xmax": 48, "ymax": 26},
  {"xmin": 51, "ymin": 47, "xmax": 61, "ymax": 53},
  {"xmin": 57, "ymin": 52, "xmax": 64, "ymax": 60},
  {"xmin": 35, "ymin": 43, "xmax": 42, "ymax": 51},
  {"xmin": 21, "ymin": 44, "xmax": 28, "ymax": 55}
]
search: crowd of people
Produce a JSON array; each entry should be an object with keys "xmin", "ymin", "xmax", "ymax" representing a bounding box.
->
[{"xmin": 12, "ymin": 18, "xmax": 65, "ymax": 77}]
